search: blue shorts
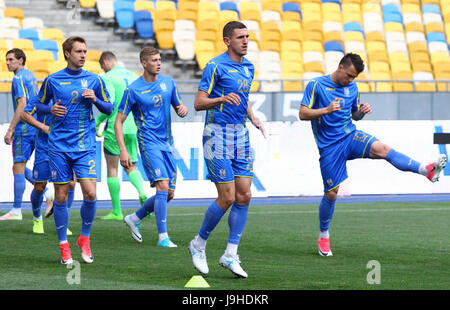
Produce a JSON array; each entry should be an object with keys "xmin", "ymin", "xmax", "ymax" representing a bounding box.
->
[
  {"xmin": 202, "ymin": 129, "xmax": 254, "ymax": 183},
  {"xmin": 49, "ymin": 150, "xmax": 96, "ymax": 183},
  {"xmin": 12, "ymin": 135, "xmax": 35, "ymax": 163},
  {"xmin": 33, "ymin": 160, "xmax": 50, "ymax": 182},
  {"xmin": 139, "ymin": 146, "xmax": 176, "ymax": 190},
  {"xmin": 320, "ymin": 130, "xmax": 378, "ymax": 192}
]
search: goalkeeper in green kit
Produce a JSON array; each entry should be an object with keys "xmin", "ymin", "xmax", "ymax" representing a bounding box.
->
[{"xmin": 96, "ymin": 51, "xmax": 148, "ymax": 220}]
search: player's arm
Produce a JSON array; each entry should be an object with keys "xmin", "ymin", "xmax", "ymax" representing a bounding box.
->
[
  {"xmin": 247, "ymin": 102, "xmax": 267, "ymax": 138},
  {"xmin": 115, "ymin": 88, "xmax": 132, "ymax": 168},
  {"xmin": 4, "ymin": 96, "xmax": 26, "ymax": 144},
  {"xmin": 299, "ymin": 80, "xmax": 341, "ymax": 121},
  {"xmin": 95, "ymin": 78, "xmax": 115, "ymax": 135},
  {"xmin": 351, "ymin": 93, "xmax": 372, "ymax": 121},
  {"xmin": 82, "ymin": 77, "xmax": 113, "ymax": 115},
  {"xmin": 170, "ymin": 81, "xmax": 188, "ymax": 117},
  {"xmin": 194, "ymin": 90, "xmax": 241, "ymax": 111},
  {"xmin": 21, "ymin": 97, "xmax": 49, "ymax": 135}
]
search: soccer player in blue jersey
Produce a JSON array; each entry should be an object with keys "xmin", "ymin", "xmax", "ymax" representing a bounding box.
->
[
  {"xmin": 299, "ymin": 53, "xmax": 447, "ymax": 257},
  {"xmin": 188, "ymin": 21, "xmax": 266, "ymax": 278},
  {"xmin": 35, "ymin": 36, "xmax": 112, "ymax": 264},
  {"xmin": 117, "ymin": 46, "xmax": 188, "ymax": 248},
  {"xmin": 21, "ymin": 97, "xmax": 76, "ymax": 236},
  {"xmin": 0, "ymin": 49, "xmax": 54, "ymax": 221}
]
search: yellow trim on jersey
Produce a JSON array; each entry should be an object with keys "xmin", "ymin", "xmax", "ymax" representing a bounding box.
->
[
  {"xmin": 123, "ymin": 90, "xmax": 130, "ymax": 112},
  {"xmin": 40, "ymin": 79, "xmax": 49, "ymax": 103},
  {"xmin": 217, "ymin": 180, "xmax": 234, "ymax": 184},
  {"xmin": 326, "ymin": 177, "xmax": 348, "ymax": 192},
  {"xmin": 362, "ymin": 135, "xmax": 375, "ymax": 158},
  {"xmin": 97, "ymin": 76, "xmax": 109, "ymax": 102},
  {"xmin": 175, "ymin": 88, "xmax": 182, "ymax": 105},
  {"xmin": 308, "ymin": 81, "xmax": 318, "ymax": 108},
  {"xmin": 207, "ymin": 64, "xmax": 218, "ymax": 95}
]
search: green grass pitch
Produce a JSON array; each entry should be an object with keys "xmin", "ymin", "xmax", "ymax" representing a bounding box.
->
[{"xmin": 0, "ymin": 202, "xmax": 449, "ymax": 290}]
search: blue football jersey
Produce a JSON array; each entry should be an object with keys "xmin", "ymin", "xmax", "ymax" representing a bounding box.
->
[
  {"xmin": 36, "ymin": 68, "xmax": 110, "ymax": 152},
  {"xmin": 118, "ymin": 75, "xmax": 182, "ymax": 152},
  {"xmin": 11, "ymin": 68, "xmax": 38, "ymax": 137},
  {"xmin": 198, "ymin": 52, "xmax": 254, "ymax": 127},
  {"xmin": 301, "ymin": 75, "xmax": 360, "ymax": 149},
  {"xmin": 24, "ymin": 98, "xmax": 53, "ymax": 157}
]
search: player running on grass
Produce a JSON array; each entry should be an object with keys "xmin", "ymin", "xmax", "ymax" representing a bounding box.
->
[
  {"xmin": 96, "ymin": 51, "xmax": 147, "ymax": 221},
  {"xmin": 117, "ymin": 46, "xmax": 188, "ymax": 248},
  {"xmin": 299, "ymin": 53, "xmax": 447, "ymax": 257}
]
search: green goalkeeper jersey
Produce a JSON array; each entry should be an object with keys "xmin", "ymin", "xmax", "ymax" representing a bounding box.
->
[{"xmin": 96, "ymin": 65, "xmax": 139, "ymax": 136}]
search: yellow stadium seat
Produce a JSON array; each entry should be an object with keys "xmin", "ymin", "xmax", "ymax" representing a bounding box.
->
[
  {"xmin": 368, "ymin": 50, "xmax": 388, "ymax": 62},
  {"xmin": 324, "ymin": 32, "xmax": 344, "ymax": 45},
  {"xmin": 178, "ymin": 1, "xmax": 198, "ymax": 12},
  {"xmin": 4, "ymin": 7, "xmax": 24, "ymax": 21},
  {"xmin": 435, "ymin": 71, "xmax": 450, "ymax": 91},
  {"xmin": 323, "ymin": 12, "xmax": 342, "ymax": 23},
  {"xmin": 304, "ymin": 62, "xmax": 324, "ymax": 73},
  {"xmin": 80, "ymin": 0, "xmax": 96, "ymax": 8},
  {"xmin": 240, "ymin": 2, "xmax": 261, "ymax": 23},
  {"xmin": 384, "ymin": 22, "xmax": 404, "ymax": 33},
  {"xmin": 356, "ymin": 81, "xmax": 371, "ymax": 92},
  {"xmin": 408, "ymin": 41, "xmax": 428, "ymax": 53},
  {"xmin": 303, "ymin": 12, "xmax": 322, "ymax": 24},
  {"xmin": 49, "ymin": 60, "xmax": 67, "ymax": 74},
  {"xmin": 391, "ymin": 62, "xmax": 412, "ymax": 74},
  {"xmin": 303, "ymin": 40, "xmax": 324, "ymax": 52},
  {"xmin": 342, "ymin": 3, "xmax": 360, "ymax": 14},
  {"xmin": 12, "ymin": 39, "xmax": 34, "ymax": 52},
  {"xmin": 28, "ymin": 50, "xmax": 54, "ymax": 63},
  {"xmin": 402, "ymin": 3, "xmax": 421, "ymax": 14},
  {"xmin": 281, "ymin": 21, "xmax": 302, "ymax": 42},
  {"xmin": 370, "ymin": 72, "xmax": 393, "ymax": 92},
  {"xmin": 282, "ymin": 11, "xmax": 301, "ymax": 22},
  {"xmin": 195, "ymin": 40, "xmax": 215, "ymax": 70},
  {"xmin": 219, "ymin": 10, "xmax": 239, "ymax": 28},
  {"xmin": 369, "ymin": 61, "xmax": 390, "ymax": 73},
  {"xmin": 365, "ymin": 32, "xmax": 384, "ymax": 42},
  {"xmin": 84, "ymin": 60, "xmax": 102, "ymax": 74},
  {"xmin": 0, "ymin": 71, "xmax": 14, "ymax": 92},
  {"xmin": 262, "ymin": 2, "xmax": 282, "ymax": 15},
  {"xmin": 261, "ymin": 30, "xmax": 281, "ymax": 42},
  {"xmin": 421, "ymin": 0, "xmax": 439, "ymax": 4},
  {"xmin": 303, "ymin": 30, "xmax": 323, "ymax": 42},
  {"xmin": 196, "ymin": 30, "xmax": 217, "ymax": 42},
  {"xmin": 156, "ymin": 31, "xmax": 174, "ymax": 50},
  {"xmin": 153, "ymin": 19, "xmax": 174, "ymax": 32},
  {"xmin": 388, "ymin": 52, "xmax": 409, "ymax": 63},
  {"xmin": 344, "ymin": 31, "xmax": 364, "ymax": 42},
  {"xmin": 282, "ymin": 71, "xmax": 303, "ymax": 92},
  {"xmin": 0, "ymin": 59, "xmax": 7, "ymax": 71},
  {"xmin": 405, "ymin": 22, "xmax": 424, "ymax": 32},
  {"xmin": 343, "ymin": 12, "xmax": 362, "ymax": 23},
  {"xmin": 215, "ymin": 40, "xmax": 227, "ymax": 56},
  {"xmin": 412, "ymin": 61, "xmax": 432, "ymax": 72},
  {"xmin": 410, "ymin": 51, "xmax": 430, "ymax": 63},
  {"xmin": 301, "ymin": 2, "xmax": 321, "ymax": 13},
  {"xmin": 322, "ymin": 2, "xmax": 341, "ymax": 14},
  {"xmin": 86, "ymin": 50, "xmax": 102, "ymax": 62},
  {"xmin": 362, "ymin": 3, "xmax": 381, "ymax": 14},
  {"xmin": 425, "ymin": 23, "xmax": 444, "ymax": 33},
  {"xmin": 197, "ymin": 10, "xmax": 219, "ymax": 31},
  {"xmin": 430, "ymin": 51, "xmax": 450, "ymax": 64},
  {"xmin": 135, "ymin": 0, "xmax": 154, "ymax": 15},
  {"xmin": 415, "ymin": 82, "xmax": 436, "ymax": 92},
  {"xmin": 260, "ymin": 40, "xmax": 281, "ymax": 53},
  {"xmin": 42, "ymin": 28, "xmax": 65, "ymax": 44},
  {"xmin": 281, "ymin": 40, "xmax": 302, "ymax": 53},
  {"xmin": 282, "ymin": 60, "xmax": 303, "ymax": 74},
  {"xmin": 367, "ymin": 41, "xmax": 387, "ymax": 52},
  {"xmin": 27, "ymin": 61, "xmax": 50, "ymax": 76},
  {"xmin": 177, "ymin": 9, "xmax": 197, "ymax": 21}
]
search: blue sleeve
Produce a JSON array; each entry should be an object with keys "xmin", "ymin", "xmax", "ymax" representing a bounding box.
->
[
  {"xmin": 93, "ymin": 76, "xmax": 113, "ymax": 115},
  {"xmin": 198, "ymin": 60, "xmax": 219, "ymax": 95},
  {"xmin": 24, "ymin": 95, "xmax": 36, "ymax": 114},
  {"xmin": 12, "ymin": 76, "xmax": 26, "ymax": 100},
  {"xmin": 118, "ymin": 88, "xmax": 134, "ymax": 116},
  {"xmin": 301, "ymin": 80, "xmax": 318, "ymax": 108},
  {"xmin": 37, "ymin": 77, "xmax": 53, "ymax": 105},
  {"xmin": 171, "ymin": 79, "xmax": 182, "ymax": 107},
  {"xmin": 352, "ymin": 90, "xmax": 360, "ymax": 113}
]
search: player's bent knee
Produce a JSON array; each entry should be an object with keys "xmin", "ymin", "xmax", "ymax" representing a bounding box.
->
[
  {"xmin": 236, "ymin": 191, "xmax": 252, "ymax": 205},
  {"xmin": 34, "ymin": 182, "xmax": 46, "ymax": 194},
  {"xmin": 167, "ymin": 190, "xmax": 175, "ymax": 201},
  {"xmin": 325, "ymin": 188, "xmax": 338, "ymax": 200}
]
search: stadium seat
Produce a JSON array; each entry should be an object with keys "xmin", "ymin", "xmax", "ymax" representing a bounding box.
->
[
  {"xmin": 239, "ymin": 2, "xmax": 261, "ymax": 23},
  {"xmin": 282, "ymin": 71, "xmax": 303, "ymax": 92},
  {"xmin": 325, "ymin": 50, "xmax": 344, "ymax": 74},
  {"xmin": 4, "ymin": 8, "xmax": 24, "ymax": 24},
  {"xmin": 0, "ymin": 71, "xmax": 14, "ymax": 92},
  {"xmin": 344, "ymin": 22, "xmax": 364, "ymax": 35},
  {"xmin": 33, "ymin": 40, "xmax": 59, "ymax": 60},
  {"xmin": 26, "ymin": 61, "xmax": 50, "ymax": 80},
  {"xmin": 262, "ymin": 0, "xmax": 283, "ymax": 15},
  {"xmin": 12, "ymin": 39, "xmax": 34, "ymax": 52},
  {"xmin": 0, "ymin": 17, "xmax": 21, "ymax": 30},
  {"xmin": 282, "ymin": 2, "xmax": 301, "ymax": 21},
  {"xmin": 134, "ymin": 10, "xmax": 154, "ymax": 40},
  {"xmin": 220, "ymin": 1, "xmax": 240, "ymax": 18},
  {"xmin": 19, "ymin": 28, "xmax": 40, "ymax": 42},
  {"xmin": 42, "ymin": 28, "xmax": 65, "ymax": 44},
  {"xmin": 96, "ymin": 0, "xmax": 116, "ymax": 26},
  {"xmin": 84, "ymin": 60, "xmax": 103, "ymax": 74},
  {"xmin": 135, "ymin": 0, "xmax": 154, "ymax": 16},
  {"xmin": 194, "ymin": 41, "xmax": 215, "ymax": 70},
  {"xmin": 173, "ymin": 30, "xmax": 195, "ymax": 61},
  {"xmin": 79, "ymin": 0, "xmax": 97, "ymax": 15},
  {"xmin": 369, "ymin": 61, "xmax": 390, "ymax": 74},
  {"xmin": 324, "ymin": 41, "xmax": 344, "ymax": 53},
  {"xmin": 413, "ymin": 71, "xmax": 436, "ymax": 91},
  {"xmin": 219, "ymin": 10, "xmax": 240, "ymax": 30},
  {"xmin": 155, "ymin": 0, "xmax": 177, "ymax": 21},
  {"xmin": 28, "ymin": 50, "xmax": 54, "ymax": 64},
  {"xmin": 86, "ymin": 49, "xmax": 102, "ymax": 62},
  {"xmin": 426, "ymin": 32, "xmax": 447, "ymax": 42},
  {"xmin": 114, "ymin": 0, "xmax": 135, "ymax": 29},
  {"xmin": 22, "ymin": 17, "xmax": 45, "ymax": 30}
]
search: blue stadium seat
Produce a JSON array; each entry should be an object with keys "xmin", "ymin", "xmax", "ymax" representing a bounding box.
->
[
  {"xmin": 114, "ymin": 0, "xmax": 135, "ymax": 29},
  {"xmin": 33, "ymin": 39, "xmax": 59, "ymax": 60},
  {"xmin": 422, "ymin": 4, "xmax": 441, "ymax": 14},
  {"xmin": 344, "ymin": 22, "xmax": 364, "ymax": 34},
  {"xmin": 134, "ymin": 10, "xmax": 153, "ymax": 39},
  {"xmin": 381, "ymin": 4, "xmax": 401, "ymax": 14},
  {"xmin": 324, "ymin": 41, "xmax": 344, "ymax": 53},
  {"xmin": 282, "ymin": 2, "xmax": 301, "ymax": 13},
  {"xmin": 220, "ymin": 1, "xmax": 239, "ymax": 18},
  {"xmin": 382, "ymin": 12, "xmax": 403, "ymax": 24},
  {"xmin": 19, "ymin": 28, "xmax": 39, "ymax": 42},
  {"xmin": 426, "ymin": 32, "xmax": 447, "ymax": 43},
  {"xmin": 321, "ymin": 0, "xmax": 342, "ymax": 4}
]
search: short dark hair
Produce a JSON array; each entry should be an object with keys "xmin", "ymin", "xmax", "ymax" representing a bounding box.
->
[
  {"xmin": 6, "ymin": 48, "xmax": 26, "ymax": 65},
  {"xmin": 62, "ymin": 36, "xmax": 87, "ymax": 60},
  {"xmin": 99, "ymin": 51, "xmax": 116, "ymax": 64},
  {"xmin": 339, "ymin": 53, "xmax": 365, "ymax": 73},
  {"xmin": 223, "ymin": 21, "xmax": 247, "ymax": 38}
]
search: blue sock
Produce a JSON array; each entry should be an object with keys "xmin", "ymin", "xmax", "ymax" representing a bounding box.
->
[
  {"xmin": 198, "ymin": 201, "xmax": 226, "ymax": 240},
  {"xmin": 136, "ymin": 195, "xmax": 156, "ymax": 220},
  {"xmin": 154, "ymin": 191, "xmax": 169, "ymax": 234},
  {"xmin": 386, "ymin": 149, "xmax": 420, "ymax": 173},
  {"xmin": 67, "ymin": 189, "xmax": 75, "ymax": 210},
  {"xmin": 53, "ymin": 201, "xmax": 69, "ymax": 242},
  {"xmin": 25, "ymin": 168, "xmax": 34, "ymax": 184},
  {"xmin": 80, "ymin": 199, "xmax": 96, "ymax": 237},
  {"xmin": 227, "ymin": 202, "xmax": 249, "ymax": 244},
  {"xmin": 319, "ymin": 195, "xmax": 336, "ymax": 232},
  {"xmin": 13, "ymin": 174, "xmax": 26, "ymax": 209},
  {"xmin": 30, "ymin": 189, "xmax": 44, "ymax": 218}
]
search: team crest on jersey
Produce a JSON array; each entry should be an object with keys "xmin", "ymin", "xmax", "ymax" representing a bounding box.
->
[
  {"xmin": 155, "ymin": 168, "xmax": 161, "ymax": 177},
  {"xmin": 327, "ymin": 178, "xmax": 333, "ymax": 187},
  {"xmin": 160, "ymin": 83, "xmax": 167, "ymax": 92},
  {"xmin": 81, "ymin": 79, "xmax": 88, "ymax": 89},
  {"xmin": 244, "ymin": 66, "xmax": 250, "ymax": 77},
  {"xmin": 344, "ymin": 87, "xmax": 350, "ymax": 97},
  {"xmin": 219, "ymin": 169, "xmax": 226, "ymax": 178}
]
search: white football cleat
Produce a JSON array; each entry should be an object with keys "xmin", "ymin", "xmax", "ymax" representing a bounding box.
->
[
  {"xmin": 219, "ymin": 253, "xmax": 248, "ymax": 278},
  {"xmin": 426, "ymin": 154, "xmax": 447, "ymax": 182},
  {"xmin": 188, "ymin": 239, "xmax": 209, "ymax": 275},
  {"xmin": 124, "ymin": 214, "xmax": 142, "ymax": 243}
]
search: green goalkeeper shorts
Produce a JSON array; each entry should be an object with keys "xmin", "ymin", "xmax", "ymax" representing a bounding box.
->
[{"xmin": 103, "ymin": 132, "xmax": 139, "ymax": 163}]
